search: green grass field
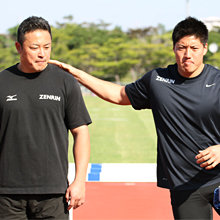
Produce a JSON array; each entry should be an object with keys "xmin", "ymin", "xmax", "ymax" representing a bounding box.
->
[{"xmin": 68, "ymin": 95, "xmax": 157, "ymax": 163}]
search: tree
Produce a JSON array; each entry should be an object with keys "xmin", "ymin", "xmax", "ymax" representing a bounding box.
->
[{"xmin": 7, "ymin": 25, "xmax": 19, "ymax": 41}]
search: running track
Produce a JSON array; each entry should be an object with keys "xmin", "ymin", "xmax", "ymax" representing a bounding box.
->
[{"xmin": 72, "ymin": 182, "xmax": 219, "ymax": 220}]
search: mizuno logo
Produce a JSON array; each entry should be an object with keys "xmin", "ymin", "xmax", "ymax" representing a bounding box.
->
[
  {"xmin": 156, "ymin": 76, "xmax": 175, "ymax": 84},
  {"xmin": 6, "ymin": 95, "xmax": 17, "ymax": 101},
  {"xmin": 206, "ymin": 83, "xmax": 216, "ymax": 87},
  {"xmin": 39, "ymin": 94, "xmax": 61, "ymax": 101}
]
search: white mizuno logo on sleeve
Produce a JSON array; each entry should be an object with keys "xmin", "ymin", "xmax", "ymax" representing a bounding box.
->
[{"xmin": 6, "ymin": 95, "xmax": 17, "ymax": 101}]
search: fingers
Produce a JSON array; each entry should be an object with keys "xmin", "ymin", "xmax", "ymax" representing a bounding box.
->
[
  {"xmin": 203, "ymin": 161, "xmax": 218, "ymax": 170},
  {"xmin": 65, "ymin": 190, "xmax": 85, "ymax": 210},
  {"xmin": 48, "ymin": 59, "xmax": 60, "ymax": 65},
  {"xmin": 195, "ymin": 148, "xmax": 220, "ymax": 169},
  {"xmin": 48, "ymin": 60, "xmax": 65, "ymax": 68},
  {"xmin": 196, "ymin": 154, "xmax": 210, "ymax": 164},
  {"xmin": 49, "ymin": 60, "xmax": 78, "ymax": 77},
  {"xmin": 67, "ymin": 196, "xmax": 85, "ymax": 210},
  {"xmin": 197, "ymin": 157, "xmax": 215, "ymax": 168},
  {"xmin": 49, "ymin": 60, "xmax": 65, "ymax": 68},
  {"xmin": 195, "ymin": 150, "xmax": 206, "ymax": 160}
]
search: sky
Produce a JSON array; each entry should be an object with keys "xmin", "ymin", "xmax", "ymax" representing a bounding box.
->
[{"xmin": 0, "ymin": 0, "xmax": 220, "ymax": 34}]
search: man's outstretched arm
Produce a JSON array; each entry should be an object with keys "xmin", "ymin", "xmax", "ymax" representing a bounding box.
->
[{"xmin": 49, "ymin": 60, "xmax": 131, "ymax": 105}]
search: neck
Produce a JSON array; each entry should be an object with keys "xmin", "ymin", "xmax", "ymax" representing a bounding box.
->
[{"xmin": 17, "ymin": 63, "xmax": 22, "ymax": 72}]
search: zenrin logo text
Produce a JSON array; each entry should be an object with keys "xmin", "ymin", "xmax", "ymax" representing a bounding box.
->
[
  {"xmin": 39, "ymin": 94, "xmax": 61, "ymax": 101},
  {"xmin": 156, "ymin": 76, "xmax": 175, "ymax": 84}
]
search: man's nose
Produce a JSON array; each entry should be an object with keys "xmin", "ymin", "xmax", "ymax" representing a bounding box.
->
[
  {"xmin": 38, "ymin": 48, "xmax": 45, "ymax": 57},
  {"xmin": 184, "ymin": 48, "xmax": 191, "ymax": 58}
]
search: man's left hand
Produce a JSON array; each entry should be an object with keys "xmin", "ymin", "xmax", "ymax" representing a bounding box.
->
[{"xmin": 65, "ymin": 181, "xmax": 86, "ymax": 210}]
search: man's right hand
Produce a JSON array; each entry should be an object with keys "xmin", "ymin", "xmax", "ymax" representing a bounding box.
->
[{"xmin": 49, "ymin": 60, "xmax": 80, "ymax": 77}]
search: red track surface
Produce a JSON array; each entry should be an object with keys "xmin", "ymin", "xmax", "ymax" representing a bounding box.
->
[{"xmin": 73, "ymin": 182, "xmax": 219, "ymax": 220}]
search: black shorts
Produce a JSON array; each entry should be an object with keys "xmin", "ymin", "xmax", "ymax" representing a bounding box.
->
[
  {"xmin": 170, "ymin": 182, "xmax": 220, "ymax": 220},
  {"xmin": 0, "ymin": 194, "xmax": 69, "ymax": 219}
]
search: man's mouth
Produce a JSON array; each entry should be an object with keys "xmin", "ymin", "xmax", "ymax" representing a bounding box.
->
[
  {"xmin": 36, "ymin": 60, "xmax": 46, "ymax": 64},
  {"xmin": 183, "ymin": 60, "xmax": 193, "ymax": 65}
]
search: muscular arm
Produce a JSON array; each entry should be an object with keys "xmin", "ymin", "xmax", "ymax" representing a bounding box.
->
[
  {"xmin": 66, "ymin": 125, "xmax": 90, "ymax": 210},
  {"xmin": 49, "ymin": 60, "xmax": 131, "ymax": 105}
]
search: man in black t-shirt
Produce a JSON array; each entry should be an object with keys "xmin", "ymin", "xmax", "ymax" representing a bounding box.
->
[
  {"xmin": 0, "ymin": 16, "xmax": 91, "ymax": 219},
  {"xmin": 50, "ymin": 17, "xmax": 220, "ymax": 219}
]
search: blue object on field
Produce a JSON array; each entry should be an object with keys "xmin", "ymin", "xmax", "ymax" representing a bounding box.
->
[
  {"xmin": 88, "ymin": 164, "xmax": 102, "ymax": 181},
  {"xmin": 214, "ymin": 186, "xmax": 220, "ymax": 209}
]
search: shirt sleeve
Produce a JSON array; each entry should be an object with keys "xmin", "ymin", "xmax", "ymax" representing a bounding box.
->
[
  {"xmin": 125, "ymin": 71, "xmax": 152, "ymax": 110},
  {"xmin": 64, "ymin": 75, "xmax": 92, "ymax": 129}
]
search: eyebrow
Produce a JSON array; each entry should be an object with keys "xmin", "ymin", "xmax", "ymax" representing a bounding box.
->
[
  {"xmin": 31, "ymin": 43, "xmax": 51, "ymax": 46},
  {"xmin": 177, "ymin": 44, "xmax": 199, "ymax": 47}
]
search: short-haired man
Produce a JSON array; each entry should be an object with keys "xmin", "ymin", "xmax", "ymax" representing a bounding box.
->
[
  {"xmin": 0, "ymin": 16, "xmax": 91, "ymax": 219},
  {"xmin": 50, "ymin": 17, "xmax": 220, "ymax": 219}
]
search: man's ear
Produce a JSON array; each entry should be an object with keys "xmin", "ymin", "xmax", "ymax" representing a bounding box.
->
[
  {"xmin": 173, "ymin": 44, "xmax": 175, "ymax": 53},
  {"xmin": 15, "ymin": 41, "xmax": 22, "ymax": 54},
  {"xmin": 203, "ymin": 43, "xmax": 208, "ymax": 56}
]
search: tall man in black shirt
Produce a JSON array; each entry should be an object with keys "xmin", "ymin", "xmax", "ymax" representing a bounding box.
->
[
  {"xmin": 0, "ymin": 16, "xmax": 91, "ymax": 219},
  {"xmin": 50, "ymin": 17, "xmax": 220, "ymax": 219}
]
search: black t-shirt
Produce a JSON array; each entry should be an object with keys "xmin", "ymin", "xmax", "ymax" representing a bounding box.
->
[
  {"xmin": 126, "ymin": 63, "xmax": 220, "ymax": 190},
  {"xmin": 0, "ymin": 64, "xmax": 91, "ymax": 194}
]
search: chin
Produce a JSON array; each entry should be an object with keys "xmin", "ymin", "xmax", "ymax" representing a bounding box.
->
[{"xmin": 34, "ymin": 64, "xmax": 48, "ymax": 72}]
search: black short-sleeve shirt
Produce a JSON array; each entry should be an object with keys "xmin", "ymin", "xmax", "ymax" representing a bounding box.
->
[
  {"xmin": 126, "ymin": 63, "xmax": 220, "ymax": 190},
  {"xmin": 0, "ymin": 64, "xmax": 91, "ymax": 194}
]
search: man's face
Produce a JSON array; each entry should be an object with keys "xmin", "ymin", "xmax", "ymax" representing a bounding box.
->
[
  {"xmin": 173, "ymin": 35, "xmax": 208, "ymax": 78},
  {"xmin": 15, "ymin": 30, "xmax": 51, "ymax": 73}
]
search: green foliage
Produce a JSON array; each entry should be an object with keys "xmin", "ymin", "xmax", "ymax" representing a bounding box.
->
[
  {"xmin": 7, "ymin": 25, "xmax": 19, "ymax": 41},
  {"xmin": 208, "ymin": 31, "xmax": 220, "ymax": 44},
  {"xmin": 203, "ymin": 31, "xmax": 220, "ymax": 68},
  {"xmin": 0, "ymin": 33, "xmax": 19, "ymax": 70}
]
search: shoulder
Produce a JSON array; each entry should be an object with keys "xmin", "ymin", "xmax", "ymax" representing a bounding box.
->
[
  {"xmin": 0, "ymin": 64, "xmax": 17, "ymax": 73},
  {"xmin": 0, "ymin": 64, "xmax": 18, "ymax": 78},
  {"xmin": 205, "ymin": 64, "xmax": 220, "ymax": 73},
  {"xmin": 147, "ymin": 64, "xmax": 175, "ymax": 76},
  {"xmin": 47, "ymin": 64, "xmax": 78, "ymax": 83},
  {"xmin": 204, "ymin": 64, "xmax": 220, "ymax": 80}
]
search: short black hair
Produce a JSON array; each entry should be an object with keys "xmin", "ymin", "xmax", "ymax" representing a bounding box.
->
[
  {"xmin": 172, "ymin": 17, "xmax": 208, "ymax": 47},
  {"xmin": 17, "ymin": 16, "xmax": 52, "ymax": 46}
]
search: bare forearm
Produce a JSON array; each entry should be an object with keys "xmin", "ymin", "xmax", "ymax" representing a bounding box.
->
[
  {"xmin": 76, "ymin": 69, "xmax": 129, "ymax": 105},
  {"xmin": 66, "ymin": 126, "xmax": 90, "ymax": 210},
  {"xmin": 72, "ymin": 126, "xmax": 90, "ymax": 183},
  {"xmin": 73, "ymin": 145, "xmax": 90, "ymax": 183}
]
